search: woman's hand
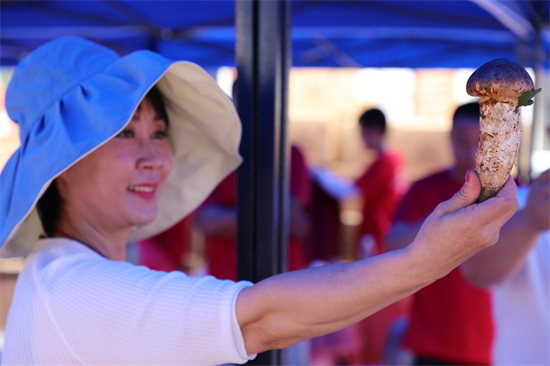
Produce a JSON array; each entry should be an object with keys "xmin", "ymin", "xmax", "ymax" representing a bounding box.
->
[
  {"xmin": 407, "ymin": 170, "xmax": 519, "ymax": 282},
  {"xmin": 236, "ymin": 170, "xmax": 518, "ymax": 356}
]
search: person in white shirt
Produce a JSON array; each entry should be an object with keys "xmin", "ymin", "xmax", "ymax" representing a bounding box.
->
[
  {"xmin": 462, "ymin": 168, "xmax": 549, "ymax": 365},
  {"xmin": 0, "ymin": 37, "xmax": 518, "ymax": 365}
]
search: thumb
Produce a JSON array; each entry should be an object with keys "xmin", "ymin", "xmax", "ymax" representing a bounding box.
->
[{"xmin": 439, "ymin": 170, "xmax": 481, "ymax": 214}]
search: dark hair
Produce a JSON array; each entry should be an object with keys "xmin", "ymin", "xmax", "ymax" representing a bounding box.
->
[
  {"xmin": 453, "ymin": 102, "xmax": 479, "ymax": 126},
  {"xmin": 36, "ymin": 86, "xmax": 168, "ymax": 237},
  {"xmin": 145, "ymin": 86, "xmax": 169, "ymax": 125},
  {"xmin": 359, "ymin": 108, "xmax": 386, "ymax": 134},
  {"xmin": 37, "ymin": 181, "xmax": 63, "ymax": 237}
]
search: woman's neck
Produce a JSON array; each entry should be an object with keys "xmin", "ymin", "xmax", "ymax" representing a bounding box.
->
[{"xmin": 55, "ymin": 220, "xmax": 130, "ymax": 261}]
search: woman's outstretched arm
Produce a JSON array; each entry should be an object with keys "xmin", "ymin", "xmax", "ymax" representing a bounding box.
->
[{"xmin": 236, "ymin": 171, "xmax": 518, "ymax": 355}]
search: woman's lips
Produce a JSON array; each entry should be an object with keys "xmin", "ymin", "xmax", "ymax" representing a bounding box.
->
[{"xmin": 127, "ymin": 184, "xmax": 156, "ymax": 199}]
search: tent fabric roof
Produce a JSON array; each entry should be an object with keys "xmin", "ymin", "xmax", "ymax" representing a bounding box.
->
[{"xmin": 1, "ymin": 0, "xmax": 548, "ymax": 69}]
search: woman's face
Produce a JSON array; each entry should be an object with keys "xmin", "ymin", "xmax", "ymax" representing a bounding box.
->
[{"xmin": 58, "ymin": 96, "xmax": 172, "ymax": 231}]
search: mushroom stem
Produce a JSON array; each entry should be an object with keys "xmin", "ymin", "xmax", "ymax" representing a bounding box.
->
[{"xmin": 475, "ymin": 98, "xmax": 521, "ymax": 202}]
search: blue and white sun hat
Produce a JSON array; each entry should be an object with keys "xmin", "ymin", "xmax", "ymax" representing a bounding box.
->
[{"xmin": 0, "ymin": 37, "xmax": 242, "ymax": 258}]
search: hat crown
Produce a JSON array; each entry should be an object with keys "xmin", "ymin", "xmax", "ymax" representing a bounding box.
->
[{"xmin": 5, "ymin": 37, "xmax": 119, "ymax": 137}]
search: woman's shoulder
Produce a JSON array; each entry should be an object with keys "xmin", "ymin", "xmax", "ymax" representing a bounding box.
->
[
  {"xmin": 23, "ymin": 237, "xmax": 254, "ymax": 302},
  {"xmin": 29, "ymin": 237, "xmax": 103, "ymax": 266},
  {"xmin": 22, "ymin": 237, "xmax": 116, "ymax": 286}
]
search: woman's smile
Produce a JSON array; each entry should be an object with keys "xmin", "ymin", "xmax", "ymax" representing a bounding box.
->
[{"xmin": 127, "ymin": 183, "xmax": 158, "ymax": 199}]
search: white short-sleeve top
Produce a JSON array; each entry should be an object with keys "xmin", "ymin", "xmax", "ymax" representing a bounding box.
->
[{"xmin": 2, "ymin": 238, "xmax": 256, "ymax": 365}]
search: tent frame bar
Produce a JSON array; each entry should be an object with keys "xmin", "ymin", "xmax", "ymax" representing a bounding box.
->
[{"xmin": 235, "ymin": 1, "xmax": 291, "ymax": 363}]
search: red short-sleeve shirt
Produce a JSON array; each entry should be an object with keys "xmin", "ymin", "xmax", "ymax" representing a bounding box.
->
[
  {"xmin": 355, "ymin": 151, "xmax": 407, "ymax": 255},
  {"xmin": 394, "ymin": 170, "xmax": 493, "ymax": 365}
]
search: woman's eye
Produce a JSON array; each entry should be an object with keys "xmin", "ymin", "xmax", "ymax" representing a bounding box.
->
[
  {"xmin": 152, "ymin": 130, "xmax": 168, "ymax": 140},
  {"xmin": 117, "ymin": 129, "xmax": 134, "ymax": 138}
]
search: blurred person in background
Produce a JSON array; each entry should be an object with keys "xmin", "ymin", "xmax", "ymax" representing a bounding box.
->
[
  {"xmin": 352, "ymin": 108, "xmax": 411, "ymax": 365},
  {"xmin": 462, "ymin": 125, "xmax": 549, "ymax": 365},
  {"xmin": 194, "ymin": 145, "xmax": 311, "ymax": 280},
  {"xmin": 355, "ymin": 108, "xmax": 408, "ymax": 258},
  {"xmin": 385, "ymin": 102, "xmax": 494, "ymax": 366}
]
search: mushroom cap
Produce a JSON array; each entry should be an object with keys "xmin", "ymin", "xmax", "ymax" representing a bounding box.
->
[{"xmin": 466, "ymin": 58, "xmax": 534, "ymax": 99}]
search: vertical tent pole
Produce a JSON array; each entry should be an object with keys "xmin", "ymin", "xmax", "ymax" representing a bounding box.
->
[
  {"xmin": 235, "ymin": 0, "xmax": 291, "ymax": 364},
  {"xmin": 528, "ymin": 0, "xmax": 548, "ymax": 180}
]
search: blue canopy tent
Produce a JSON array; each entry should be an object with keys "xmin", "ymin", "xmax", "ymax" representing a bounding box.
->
[{"xmin": 1, "ymin": 0, "xmax": 548, "ymax": 69}]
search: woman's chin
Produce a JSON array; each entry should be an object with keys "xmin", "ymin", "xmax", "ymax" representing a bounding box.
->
[{"xmin": 131, "ymin": 211, "xmax": 158, "ymax": 226}]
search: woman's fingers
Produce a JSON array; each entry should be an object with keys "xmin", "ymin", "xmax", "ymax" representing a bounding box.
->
[
  {"xmin": 437, "ymin": 171, "xmax": 517, "ymax": 227},
  {"xmin": 438, "ymin": 174, "xmax": 517, "ymax": 230},
  {"xmin": 469, "ymin": 175, "xmax": 519, "ymax": 229},
  {"xmin": 437, "ymin": 170, "xmax": 481, "ymax": 215}
]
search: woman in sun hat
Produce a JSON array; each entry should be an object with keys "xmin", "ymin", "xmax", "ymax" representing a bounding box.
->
[{"xmin": 0, "ymin": 37, "xmax": 518, "ymax": 364}]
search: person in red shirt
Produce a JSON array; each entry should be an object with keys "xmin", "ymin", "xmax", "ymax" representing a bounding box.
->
[
  {"xmin": 355, "ymin": 108, "xmax": 408, "ymax": 257},
  {"xmin": 352, "ymin": 108, "xmax": 410, "ymax": 364},
  {"xmin": 195, "ymin": 145, "xmax": 311, "ymax": 280},
  {"xmin": 386, "ymin": 102, "xmax": 493, "ymax": 365}
]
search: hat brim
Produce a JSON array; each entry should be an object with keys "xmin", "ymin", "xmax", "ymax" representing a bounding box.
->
[
  {"xmin": 0, "ymin": 53, "xmax": 241, "ymax": 258},
  {"xmin": 128, "ymin": 62, "xmax": 242, "ymax": 243}
]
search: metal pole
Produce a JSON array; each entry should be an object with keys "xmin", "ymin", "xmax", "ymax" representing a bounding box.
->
[
  {"xmin": 235, "ymin": 1, "xmax": 291, "ymax": 364},
  {"xmin": 528, "ymin": 0, "xmax": 547, "ymax": 180}
]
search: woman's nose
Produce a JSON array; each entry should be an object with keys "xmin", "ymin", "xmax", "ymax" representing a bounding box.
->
[
  {"xmin": 136, "ymin": 141, "xmax": 165, "ymax": 170},
  {"xmin": 137, "ymin": 155, "xmax": 163, "ymax": 170}
]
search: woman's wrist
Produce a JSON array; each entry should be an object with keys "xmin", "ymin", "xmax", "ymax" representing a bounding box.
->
[
  {"xmin": 400, "ymin": 241, "xmax": 451, "ymax": 287},
  {"xmin": 363, "ymin": 247, "xmax": 438, "ymax": 297}
]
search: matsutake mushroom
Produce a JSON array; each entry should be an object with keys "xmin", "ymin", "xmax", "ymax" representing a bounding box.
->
[{"xmin": 466, "ymin": 58, "xmax": 540, "ymax": 202}]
